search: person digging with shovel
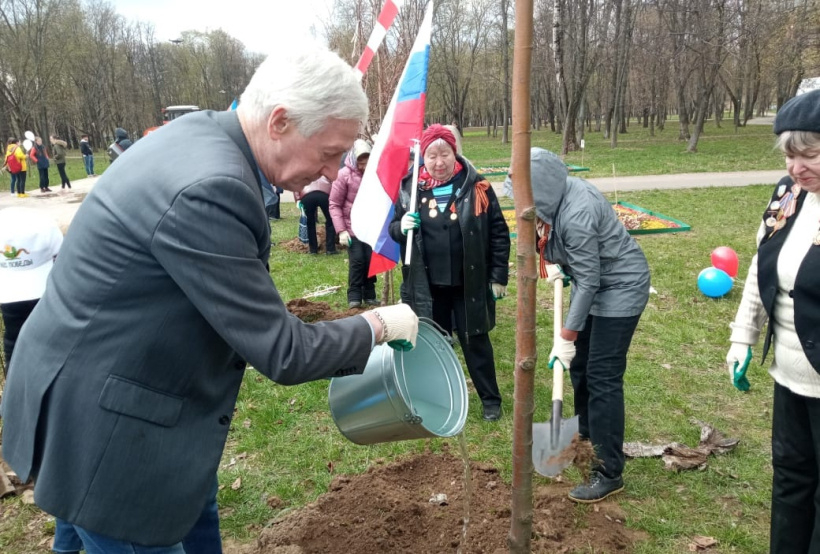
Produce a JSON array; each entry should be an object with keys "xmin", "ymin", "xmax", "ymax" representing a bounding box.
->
[{"xmin": 521, "ymin": 147, "xmax": 650, "ymax": 503}]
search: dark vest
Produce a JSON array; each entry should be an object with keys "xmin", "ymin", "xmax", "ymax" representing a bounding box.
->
[{"xmin": 757, "ymin": 176, "xmax": 820, "ymax": 372}]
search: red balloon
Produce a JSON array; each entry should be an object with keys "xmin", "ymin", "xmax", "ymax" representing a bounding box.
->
[{"xmin": 711, "ymin": 246, "xmax": 739, "ymax": 278}]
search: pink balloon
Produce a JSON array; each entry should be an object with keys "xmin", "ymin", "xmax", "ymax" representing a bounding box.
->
[{"xmin": 711, "ymin": 247, "xmax": 739, "ymax": 278}]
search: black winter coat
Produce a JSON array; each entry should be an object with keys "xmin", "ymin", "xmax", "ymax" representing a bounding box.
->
[{"xmin": 388, "ymin": 157, "xmax": 510, "ymax": 336}]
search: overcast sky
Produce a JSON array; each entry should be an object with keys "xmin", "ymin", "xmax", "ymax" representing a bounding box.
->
[{"xmin": 108, "ymin": 0, "xmax": 334, "ymax": 56}]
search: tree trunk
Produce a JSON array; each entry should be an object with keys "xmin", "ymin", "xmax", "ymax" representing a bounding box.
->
[
  {"xmin": 501, "ymin": 0, "xmax": 511, "ymax": 144},
  {"xmin": 507, "ymin": 0, "xmax": 537, "ymax": 550}
]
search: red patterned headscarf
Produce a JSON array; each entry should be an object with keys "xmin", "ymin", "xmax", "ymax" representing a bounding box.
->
[{"xmin": 420, "ymin": 124, "xmax": 457, "ymax": 156}]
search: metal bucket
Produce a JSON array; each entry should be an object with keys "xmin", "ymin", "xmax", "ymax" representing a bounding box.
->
[{"xmin": 328, "ymin": 319, "xmax": 468, "ymax": 445}]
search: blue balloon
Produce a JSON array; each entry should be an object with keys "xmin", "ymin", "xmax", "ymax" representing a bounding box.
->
[{"xmin": 698, "ymin": 267, "xmax": 733, "ymax": 298}]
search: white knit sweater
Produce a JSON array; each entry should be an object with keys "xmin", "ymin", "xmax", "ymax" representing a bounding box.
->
[{"xmin": 730, "ymin": 191, "xmax": 820, "ymax": 398}]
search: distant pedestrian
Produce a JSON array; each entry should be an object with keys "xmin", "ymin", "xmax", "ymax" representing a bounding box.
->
[
  {"xmin": 107, "ymin": 127, "xmax": 132, "ymax": 162},
  {"xmin": 4, "ymin": 138, "xmax": 27, "ymax": 197},
  {"xmin": 49, "ymin": 135, "xmax": 71, "ymax": 190},
  {"xmin": 79, "ymin": 135, "xmax": 95, "ymax": 177},
  {"xmin": 29, "ymin": 136, "xmax": 51, "ymax": 193}
]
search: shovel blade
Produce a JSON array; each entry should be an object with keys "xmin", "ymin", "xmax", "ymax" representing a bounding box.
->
[{"xmin": 532, "ymin": 415, "xmax": 580, "ymax": 477}]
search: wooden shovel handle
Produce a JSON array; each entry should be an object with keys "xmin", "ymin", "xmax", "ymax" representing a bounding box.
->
[{"xmin": 552, "ymin": 278, "xmax": 564, "ymax": 402}]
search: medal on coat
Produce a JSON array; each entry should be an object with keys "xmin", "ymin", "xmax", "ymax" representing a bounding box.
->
[
  {"xmin": 777, "ymin": 184, "xmax": 786, "ymax": 197},
  {"xmin": 449, "ymin": 203, "xmax": 457, "ymax": 221},
  {"xmin": 765, "ymin": 216, "xmax": 777, "ymax": 227},
  {"xmin": 428, "ymin": 198, "xmax": 438, "ymax": 219},
  {"xmin": 770, "ymin": 200, "xmax": 781, "ymax": 211}
]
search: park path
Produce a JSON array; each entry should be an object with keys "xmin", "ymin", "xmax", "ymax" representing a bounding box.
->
[{"xmin": 0, "ymin": 168, "xmax": 785, "ymax": 233}]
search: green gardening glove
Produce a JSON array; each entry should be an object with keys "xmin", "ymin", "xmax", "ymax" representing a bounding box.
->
[
  {"xmin": 726, "ymin": 343, "xmax": 752, "ymax": 392},
  {"xmin": 388, "ymin": 340, "xmax": 414, "ymax": 351}
]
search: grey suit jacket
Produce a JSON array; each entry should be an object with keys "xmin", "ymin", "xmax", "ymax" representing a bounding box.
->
[{"xmin": 1, "ymin": 111, "xmax": 373, "ymax": 545}]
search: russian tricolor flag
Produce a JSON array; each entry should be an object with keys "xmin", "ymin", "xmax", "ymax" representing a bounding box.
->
[{"xmin": 351, "ymin": 2, "xmax": 433, "ymax": 277}]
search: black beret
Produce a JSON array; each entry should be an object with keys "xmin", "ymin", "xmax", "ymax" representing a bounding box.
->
[{"xmin": 774, "ymin": 89, "xmax": 820, "ymax": 135}]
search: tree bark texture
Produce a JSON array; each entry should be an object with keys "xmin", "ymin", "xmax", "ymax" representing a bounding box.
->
[{"xmin": 507, "ymin": 0, "xmax": 537, "ymax": 550}]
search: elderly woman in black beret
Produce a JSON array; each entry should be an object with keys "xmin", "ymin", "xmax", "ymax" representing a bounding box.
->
[
  {"xmin": 726, "ymin": 89, "xmax": 820, "ymax": 553},
  {"xmin": 389, "ymin": 124, "xmax": 511, "ymax": 421}
]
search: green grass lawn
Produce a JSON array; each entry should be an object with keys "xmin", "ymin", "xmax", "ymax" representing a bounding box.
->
[
  {"xmin": 463, "ymin": 120, "xmax": 783, "ymax": 177},
  {"xmin": 0, "ymin": 130, "xmax": 783, "ymax": 552}
]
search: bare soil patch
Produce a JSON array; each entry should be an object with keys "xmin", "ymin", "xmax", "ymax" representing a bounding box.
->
[
  {"xmin": 278, "ymin": 228, "xmax": 347, "ymax": 254},
  {"xmin": 285, "ymin": 299, "xmax": 366, "ymax": 322},
  {"xmin": 252, "ymin": 450, "xmax": 645, "ymax": 553}
]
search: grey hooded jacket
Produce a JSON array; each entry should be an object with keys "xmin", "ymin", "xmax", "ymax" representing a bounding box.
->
[{"xmin": 530, "ymin": 148, "xmax": 650, "ymax": 330}]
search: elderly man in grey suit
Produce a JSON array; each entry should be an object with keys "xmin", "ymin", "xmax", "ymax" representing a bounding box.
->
[{"xmin": 1, "ymin": 44, "xmax": 418, "ymax": 553}]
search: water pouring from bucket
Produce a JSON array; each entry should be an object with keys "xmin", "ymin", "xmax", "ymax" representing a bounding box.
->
[{"xmin": 328, "ymin": 319, "xmax": 469, "ymax": 445}]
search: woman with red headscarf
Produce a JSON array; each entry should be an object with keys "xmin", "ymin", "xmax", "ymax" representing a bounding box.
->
[{"xmin": 388, "ymin": 124, "xmax": 511, "ymax": 421}]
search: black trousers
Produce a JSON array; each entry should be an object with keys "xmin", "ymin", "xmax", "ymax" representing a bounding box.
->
[
  {"xmin": 57, "ymin": 162, "xmax": 71, "ymax": 188},
  {"xmin": 569, "ymin": 313, "xmax": 641, "ymax": 479},
  {"xmin": 38, "ymin": 167, "xmax": 49, "ymax": 189},
  {"xmin": 770, "ymin": 382, "xmax": 820, "ymax": 553},
  {"xmin": 430, "ymin": 285, "xmax": 501, "ymax": 408},
  {"xmin": 1, "ymin": 299, "xmax": 39, "ymax": 376},
  {"xmin": 301, "ymin": 191, "xmax": 335, "ymax": 254},
  {"xmin": 267, "ymin": 192, "xmax": 281, "ymax": 219},
  {"xmin": 347, "ymin": 238, "xmax": 376, "ymax": 303}
]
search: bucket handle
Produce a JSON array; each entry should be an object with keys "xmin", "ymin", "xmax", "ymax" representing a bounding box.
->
[
  {"xmin": 395, "ymin": 317, "xmax": 454, "ymax": 425},
  {"xmin": 397, "ymin": 351, "xmax": 422, "ymax": 424},
  {"xmin": 418, "ymin": 317, "xmax": 454, "ymax": 346}
]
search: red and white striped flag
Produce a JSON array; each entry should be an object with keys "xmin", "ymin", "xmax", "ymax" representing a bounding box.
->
[{"xmin": 353, "ymin": 0, "xmax": 405, "ymax": 79}]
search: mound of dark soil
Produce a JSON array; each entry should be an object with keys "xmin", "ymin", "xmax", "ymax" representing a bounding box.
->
[
  {"xmin": 285, "ymin": 299, "xmax": 366, "ymax": 323},
  {"xmin": 253, "ymin": 450, "xmax": 644, "ymax": 553}
]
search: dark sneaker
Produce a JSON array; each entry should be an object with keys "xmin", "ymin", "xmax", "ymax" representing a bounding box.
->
[
  {"xmin": 364, "ymin": 299, "xmax": 380, "ymax": 306},
  {"xmin": 568, "ymin": 471, "xmax": 624, "ymax": 503},
  {"xmin": 348, "ymin": 300, "xmax": 362, "ymax": 308},
  {"xmin": 326, "ymin": 250, "xmax": 339, "ymax": 255},
  {"xmin": 482, "ymin": 404, "xmax": 502, "ymax": 421}
]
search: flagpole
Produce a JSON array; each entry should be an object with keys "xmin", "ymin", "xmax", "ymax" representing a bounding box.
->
[{"xmin": 404, "ymin": 140, "xmax": 421, "ymax": 265}]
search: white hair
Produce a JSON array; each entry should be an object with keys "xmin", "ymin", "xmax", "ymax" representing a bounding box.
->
[
  {"xmin": 240, "ymin": 43, "xmax": 368, "ymax": 138},
  {"xmin": 776, "ymin": 130, "xmax": 820, "ymax": 156}
]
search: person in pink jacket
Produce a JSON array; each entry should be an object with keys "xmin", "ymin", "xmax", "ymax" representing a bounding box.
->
[{"xmin": 329, "ymin": 139, "xmax": 375, "ymax": 308}]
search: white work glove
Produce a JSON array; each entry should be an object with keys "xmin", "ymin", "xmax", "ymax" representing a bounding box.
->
[
  {"xmin": 370, "ymin": 304, "xmax": 419, "ymax": 351},
  {"xmin": 546, "ymin": 264, "xmax": 571, "ymax": 287},
  {"xmin": 338, "ymin": 230, "xmax": 352, "ymax": 246},
  {"xmin": 490, "ymin": 282, "xmax": 506, "ymax": 300},
  {"xmin": 401, "ymin": 212, "xmax": 421, "ymax": 235},
  {"xmin": 725, "ymin": 343, "xmax": 752, "ymax": 391},
  {"xmin": 548, "ymin": 336, "xmax": 576, "ymax": 371}
]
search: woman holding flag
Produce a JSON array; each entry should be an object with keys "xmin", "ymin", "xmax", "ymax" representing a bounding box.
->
[{"xmin": 389, "ymin": 124, "xmax": 510, "ymax": 421}]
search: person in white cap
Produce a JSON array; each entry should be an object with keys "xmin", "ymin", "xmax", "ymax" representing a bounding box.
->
[{"xmin": 0, "ymin": 207, "xmax": 62, "ymax": 373}]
